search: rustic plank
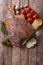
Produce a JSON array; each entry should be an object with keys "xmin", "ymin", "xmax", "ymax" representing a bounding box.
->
[
  {"xmin": 3, "ymin": 46, "xmax": 12, "ymax": 65},
  {"xmin": 36, "ymin": 29, "xmax": 43, "ymax": 65},
  {"xmin": 20, "ymin": 47, "xmax": 29, "ymax": 65},
  {"xmin": 12, "ymin": 0, "xmax": 20, "ymax": 65},
  {"xmin": 0, "ymin": 32, "xmax": 4, "ymax": 65},
  {"xmin": 2, "ymin": 0, "xmax": 12, "ymax": 65},
  {"xmin": 0, "ymin": 43, "xmax": 3, "ymax": 65},
  {"xmin": 29, "ymin": 47, "xmax": 37, "ymax": 65},
  {"xmin": 19, "ymin": 0, "xmax": 29, "ymax": 65},
  {"xmin": 12, "ymin": 45, "xmax": 20, "ymax": 65},
  {"xmin": 29, "ymin": 0, "xmax": 43, "ymax": 65},
  {"xmin": 29, "ymin": 1, "xmax": 37, "ymax": 65},
  {"xmin": 0, "ymin": 0, "xmax": 5, "ymax": 65}
]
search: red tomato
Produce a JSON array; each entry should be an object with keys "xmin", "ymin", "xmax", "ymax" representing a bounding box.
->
[
  {"xmin": 27, "ymin": 18, "xmax": 33, "ymax": 23},
  {"xmin": 25, "ymin": 7, "xmax": 31, "ymax": 13},
  {"xmin": 21, "ymin": 9, "xmax": 26, "ymax": 15},
  {"xmin": 26, "ymin": 13, "xmax": 31, "ymax": 18},
  {"xmin": 33, "ymin": 14, "xmax": 38, "ymax": 19},
  {"xmin": 30, "ymin": 10, "xmax": 35, "ymax": 16}
]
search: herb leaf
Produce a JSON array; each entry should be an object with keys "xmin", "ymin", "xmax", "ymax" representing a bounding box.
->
[
  {"xmin": 1, "ymin": 22, "xmax": 8, "ymax": 36},
  {"xmin": 2, "ymin": 37, "xmax": 12, "ymax": 47}
]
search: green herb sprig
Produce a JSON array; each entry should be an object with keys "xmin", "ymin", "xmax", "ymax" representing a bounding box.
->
[
  {"xmin": 1, "ymin": 22, "xmax": 8, "ymax": 37},
  {"xmin": 2, "ymin": 37, "xmax": 12, "ymax": 47}
]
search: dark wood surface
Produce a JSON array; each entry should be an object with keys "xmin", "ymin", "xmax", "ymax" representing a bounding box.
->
[{"xmin": 0, "ymin": 0, "xmax": 43, "ymax": 65}]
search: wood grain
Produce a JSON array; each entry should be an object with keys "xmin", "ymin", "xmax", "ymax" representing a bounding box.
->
[
  {"xmin": 36, "ymin": 29, "xmax": 43, "ymax": 65},
  {"xmin": 0, "ymin": 43, "xmax": 3, "ymax": 65},
  {"xmin": 0, "ymin": 0, "xmax": 43, "ymax": 65},
  {"xmin": 28, "ymin": 1, "xmax": 37, "ymax": 65},
  {"xmin": 12, "ymin": 45, "xmax": 20, "ymax": 65},
  {"xmin": 0, "ymin": 0, "xmax": 12, "ymax": 65},
  {"xmin": 20, "ymin": 47, "xmax": 29, "ymax": 65},
  {"xmin": 12, "ymin": 1, "xmax": 20, "ymax": 65},
  {"xmin": 0, "ymin": 0, "xmax": 5, "ymax": 65},
  {"xmin": 0, "ymin": 28, "xmax": 4, "ymax": 65},
  {"xmin": 29, "ymin": 47, "xmax": 37, "ymax": 65},
  {"xmin": 28, "ymin": 1, "xmax": 43, "ymax": 65},
  {"xmin": 19, "ymin": 1, "xmax": 29, "ymax": 65},
  {"xmin": 3, "ymin": 46, "xmax": 12, "ymax": 65}
]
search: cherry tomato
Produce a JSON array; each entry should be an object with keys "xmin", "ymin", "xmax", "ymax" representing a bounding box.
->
[
  {"xmin": 27, "ymin": 18, "xmax": 33, "ymax": 23},
  {"xmin": 33, "ymin": 14, "xmax": 38, "ymax": 19},
  {"xmin": 21, "ymin": 9, "xmax": 26, "ymax": 15},
  {"xmin": 30, "ymin": 10, "xmax": 35, "ymax": 16},
  {"xmin": 25, "ymin": 7, "xmax": 31, "ymax": 13},
  {"xmin": 26, "ymin": 13, "xmax": 31, "ymax": 18}
]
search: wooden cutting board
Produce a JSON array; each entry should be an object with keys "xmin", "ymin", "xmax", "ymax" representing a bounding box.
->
[{"xmin": 0, "ymin": 0, "xmax": 43, "ymax": 65}]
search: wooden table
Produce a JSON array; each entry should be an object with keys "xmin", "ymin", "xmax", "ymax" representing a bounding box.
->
[{"xmin": 0, "ymin": 0, "xmax": 43, "ymax": 65}]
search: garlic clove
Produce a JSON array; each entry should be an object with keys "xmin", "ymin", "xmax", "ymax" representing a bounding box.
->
[{"xmin": 26, "ymin": 38, "xmax": 37, "ymax": 48}]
